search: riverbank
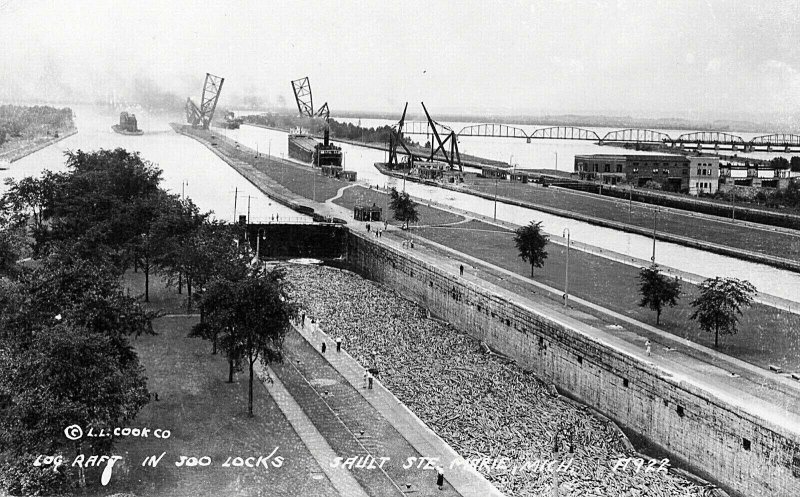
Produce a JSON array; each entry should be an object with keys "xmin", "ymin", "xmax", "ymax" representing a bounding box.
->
[
  {"xmin": 0, "ymin": 127, "xmax": 77, "ymax": 164},
  {"xmin": 172, "ymin": 123, "xmax": 341, "ymax": 222}
]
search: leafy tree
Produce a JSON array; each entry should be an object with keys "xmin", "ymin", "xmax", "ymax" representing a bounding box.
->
[
  {"xmin": 194, "ymin": 267, "xmax": 297, "ymax": 416},
  {"xmin": 770, "ymin": 156, "xmax": 789, "ymax": 170},
  {"xmin": 514, "ymin": 220, "xmax": 549, "ymax": 277},
  {"xmin": 689, "ymin": 277, "xmax": 756, "ymax": 348},
  {"xmin": 0, "ymin": 322, "xmax": 149, "ymax": 490},
  {"xmin": 41, "ymin": 149, "xmax": 162, "ymax": 264},
  {"xmin": 181, "ymin": 221, "xmax": 250, "ymax": 312},
  {"xmin": 0, "ymin": 253, "xmax": 150, "ymax": 493},
  {"xmin": 638, "ymin": 264, "xmax": 681, "ymax": 324},
  {"xmin": 151, "ymin": 197, "xmax": 206, "ymax": 296},
  {"xmin": 389, "ymin": 188, "xmax": 419, "ymax": 229},
  {"xmin": 790, "ymin": 156, "xmax": 800, "ymax": 172},
  {"xmin": 2, "ymin": 172, "xmax": 58, "ymax": 232}
]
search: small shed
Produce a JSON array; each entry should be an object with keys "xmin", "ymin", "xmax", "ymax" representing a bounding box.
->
[
  {"xmin": 510, "ymin": 172, "xmax": 529, "ymax": 183},
  {"xmin": 482, "ymin": 166, "xmax": 508, "ymax": 179},
  {"xmin": 340, "ymin": 170, "xmax": 357, "ymax": 181},
  {"xmin": 354, "ymin": 204, "xmax": 382, "ymax": 222},
  {"xmin": 322, "ymin": 165, "xmax": 343, "ymax": 177}
]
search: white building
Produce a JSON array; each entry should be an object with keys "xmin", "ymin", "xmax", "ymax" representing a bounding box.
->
[{"xmin": 688, "ymin": 156, "xmax": 719, "ymax": 195}]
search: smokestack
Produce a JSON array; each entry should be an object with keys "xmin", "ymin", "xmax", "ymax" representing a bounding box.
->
[{"xmin": 324, "ymin": 127, "xmax": 329, "ymax": 147}]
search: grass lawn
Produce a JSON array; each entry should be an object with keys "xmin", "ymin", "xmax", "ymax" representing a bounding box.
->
[
  {"xmin": 333, "ymin": 185, "xmax": 465, "ymax": 226},
  {"xmin": 80, "ymin": 274, "xmax": 338, "ymax": 497},
  {"xmin": 466, "ymin": 179, "xmax": 800, "ymax": 261},
  {"xmin": 414, "ymin": 221, "xmax": 800, "ymax": 371},
  {"xmin": 208, "ymin": 131, "xmax": 345, "ymax": 202}
]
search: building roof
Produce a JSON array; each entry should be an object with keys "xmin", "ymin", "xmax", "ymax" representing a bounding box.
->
[{"xmin": 574, "ymin": 153, "xmax": 687, "ymax": 161}]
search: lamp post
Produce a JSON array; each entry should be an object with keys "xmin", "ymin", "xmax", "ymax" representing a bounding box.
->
[
  {"xmin": 257, "ymin": 229, "xmax": 265, "ymax": 261},
  {"xmin": 651, "ymin": 208, "xmax": 658, "ymax": 263},
  {"xmin": 233, "ymin": 186, "xmax": 238, "ymax": 222},
  {"xmin": 562, "ymin": 228, "xmax": 570, "ymax": 307},
  {"xmin": 181, "ymin": 180, "xmax": 188, "ymax": 200},
  {"xmin": 493, "ymin": 174, "xmax": 498, "ymax": 220}
]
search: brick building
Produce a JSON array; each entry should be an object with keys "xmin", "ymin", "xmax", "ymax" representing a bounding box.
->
[{"xmin": 574, "ymin": 154, "xmax": 690, "ymax": 192}]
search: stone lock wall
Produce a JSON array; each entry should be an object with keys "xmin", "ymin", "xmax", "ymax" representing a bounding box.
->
[{"xmin": 345, "ymin": 231, "xmax": 800, "ymax": 497}]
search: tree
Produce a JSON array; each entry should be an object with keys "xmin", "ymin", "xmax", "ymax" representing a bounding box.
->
[
  {"xmin": 638, "ymin": 265, "xmax": 681, "ymax": 325},
  {"xmin": 790, "ymin": 156, "xmax": 800, "ymax": 173},
  {"xmin": 689, "ymin": 277, "xmax": 756, "ymax": 348},
  {"xmin": 389, "ymin": 188, "xmax": 419, "ymax": 229},
  {"xmin": 194, "ymin": 267, "xmax": 297, "ymax": 416},
  {"xmin": 770, "ymin": 156, "xmax": 789, "ymax": 171},
  {"xmin": 0, "ymin": 253, "xmax": 150, "ymax": 494},
  {"xmin": 0, "ymin": 322, "xmax": 149, "ymax": 491},
  {"xmin": 514, "ymin": 221, "xmax": 549, "ymax": 277}
]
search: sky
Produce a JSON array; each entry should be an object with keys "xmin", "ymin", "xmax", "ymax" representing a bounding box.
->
[{"xmin": 1, "ymin": 0, "xmax": 800, "ymax": 122}]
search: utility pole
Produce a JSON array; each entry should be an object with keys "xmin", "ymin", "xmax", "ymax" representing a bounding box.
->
[
  {"xmin": 247, "ymin": 195, "xmax": 251, "ymax": 224},
  {"xmin": 233, "ymin": 186, "xmax": 238, "ymax": 222},
  {"xmin": 494, "ymin": 174, "xmax": 499, "ymax": 220},
  {"xmin": 651, "ymin": 208, "xmax": 658, "ymax": 263},
  {"xmin": 313, "ymin": 151, "xmax": 318, "ymax": 202},
  {"xmin": 562, "ymin": 228, "xmax": 570, "ymax": 307},
  {"xmin": 629, "ymin": 186, "xmax": 633, "ymax": 221}
]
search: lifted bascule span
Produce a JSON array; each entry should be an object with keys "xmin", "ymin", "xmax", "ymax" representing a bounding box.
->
[
  {"xmin": 291, "ymin": 76, "xmax": 330, "ymax": 120},
  {"xmin": 186, "ymin": 73, "xmax": 224, "ymax": 129}
]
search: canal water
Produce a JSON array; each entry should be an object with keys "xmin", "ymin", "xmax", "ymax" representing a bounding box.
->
[
  {"xmin": 224, "ymin": 121, "xmax": 800, "ymax": 305},
  {"xmin": 1, "ymin": 106, "xmax": 308, "ymax": 224}
]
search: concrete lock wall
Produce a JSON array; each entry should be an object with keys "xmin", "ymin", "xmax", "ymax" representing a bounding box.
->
[
  {"xmin": 345, "ymin": 231, "xmax": 800, "ymax": 497},
  {"xmin": 246, "ymin": 223, "xmax": 347, "ymax": 259}
]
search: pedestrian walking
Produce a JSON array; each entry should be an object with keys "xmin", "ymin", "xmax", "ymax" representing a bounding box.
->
[
  {"xmin": 367, "ymin": 371, "xmax": 373, "ymax": 390},
  {"xmin": 336, "ymin": 337, "xmax": 342, "ymax": 352},
  {"xmin": 301, "ymin": 312, "xmax": 306, "ymax": 325},
  {"xmin": 459, "ymin": 264, "xmax": 464, "ymax": 276},
  {"xmin": 384, "ymin": 220, "xmax": 388, "ymax": 230},
  {"xmin": 410, "ymin": 241, "xmax": 414, "ymax": 249},
  {"xmin": 321, "ymin": 341, "xmax": 327, "ymax": 353},
  {"xmin": 645, "ymin": 340, "xmax": 651, "ymax": 357},
  {"xmin": 366, "ymin": 223, "xmax": 371, "ymax": 233}
]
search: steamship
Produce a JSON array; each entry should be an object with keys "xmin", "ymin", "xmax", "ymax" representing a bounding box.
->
[{"xmin": 287, "ymin": 128, "xmax": 342, "ymax": 167}]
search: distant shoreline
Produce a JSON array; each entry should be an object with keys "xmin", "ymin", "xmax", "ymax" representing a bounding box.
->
[
  {"xmin": 230, "ymin": 108, "xmax": 786, "ymax": 135},
  {"xmin": 0, "ymin": 128, "xmax": 78, "ymax": 164}
]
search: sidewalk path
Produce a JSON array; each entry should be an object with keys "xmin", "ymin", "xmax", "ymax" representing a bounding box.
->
[{"xmin": 265, "ymin": 324, "xmax": 500, "ymax": 497}]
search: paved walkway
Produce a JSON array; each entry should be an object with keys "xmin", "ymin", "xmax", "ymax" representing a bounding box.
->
[{"xmin": 262, "ymin": 323, "xmax": 502, "ymax": 497}]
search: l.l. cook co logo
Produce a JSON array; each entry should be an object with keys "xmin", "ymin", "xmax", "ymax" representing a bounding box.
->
[{"xmin": 63, "ymin": 424, "xmax": 171, "ymax": 440}]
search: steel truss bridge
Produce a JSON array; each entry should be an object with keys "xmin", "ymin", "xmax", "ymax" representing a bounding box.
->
[
  {"xmin": 186, "ymin": 73, "xmax": 224, "ymax": 130},
  {"xmin": 398, "ymin": 121, "xmax": 800, "ymax": 152}
]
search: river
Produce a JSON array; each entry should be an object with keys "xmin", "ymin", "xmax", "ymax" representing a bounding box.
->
[
  {"xmin": 1, "ymin": 105, "xmax": 308, "ymax": 224},
  {"xmin": 331, "ymin": 116, "xmax": 797, "ymax": 168}
]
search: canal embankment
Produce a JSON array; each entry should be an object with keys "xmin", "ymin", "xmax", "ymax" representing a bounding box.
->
[
  {"xmin": 379, "ymin": 167, "xmax": 800, "ymax": 273},
  {"xmin": 0, "ymin": 127, "xmax": 78, "ymax": 164}
]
